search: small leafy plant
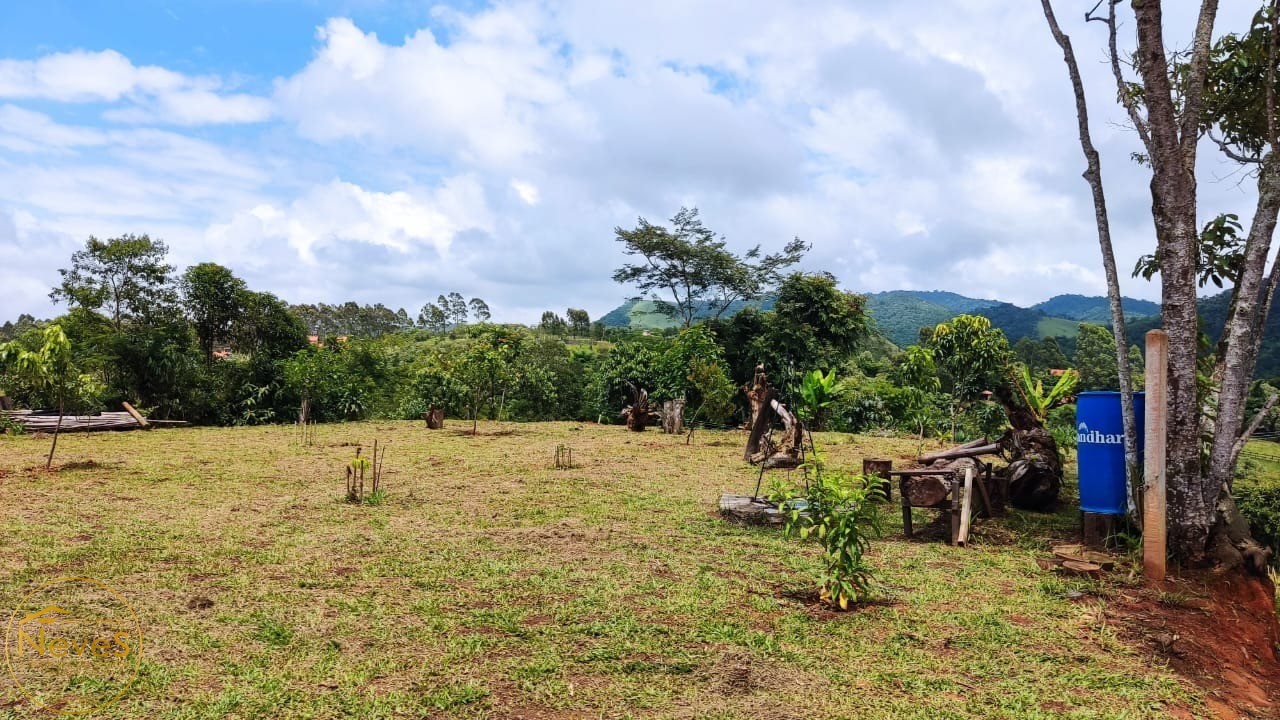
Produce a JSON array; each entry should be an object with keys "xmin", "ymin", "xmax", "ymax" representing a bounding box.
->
[
  {"xmin": 345, "ymin": 440, "xmax": 386, "ymax": 504},
  {"xmin": 768, "ymin": 454, "xmax": 886, "ymax": 609}
]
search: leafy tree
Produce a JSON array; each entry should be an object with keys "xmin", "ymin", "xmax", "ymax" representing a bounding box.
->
[
  {"xmin": 1074, "ymin": 323, "xmax": 1121, "ymax": 391},
  {"xmin": 766, "ymin": 272, "xmax": 868, "ymax": 372},
  {"xmin": 447, "ymin": 292, "xmax": 468, "ymax": 328},
  {"xmin": 540, "ymin": 311, "xmax": 567, "ymax": 336},
  {"xmin": 453, "ymin": 330, "xmax": 515, "ymax": 433},
  {"xmin": 181, "ymin": 263, "xmax": 246, "ymax": 363},
  {"xmin": 50, "ymin": 235, "xmax": 176, "ymax": 329},
  {"xmin": 612, "ymin": 207, "xmax": 807, "ymax": 326},
  {"xmin": 468, "ymin": 298, "xmax": 491, "ymax": 323},
  {"xmin": 928, "ymin": 315, "xmax": 1012, "ymax": 439},
  {"xmin": 419, "ymin": 303, "xmax": 448, "ymax": 333},
  {"xmin": 566, "ymin": 308, "xmax": 590, "ymax": 338},
  {"xmin": 0, "ymin": 325, "xmax": 101, "ymax": 467},
  {"xmin": 1013, "ymin": 336, "xmax": 1070, "ymax": 374}
]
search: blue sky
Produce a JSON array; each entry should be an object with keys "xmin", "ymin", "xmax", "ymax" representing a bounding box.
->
[{"xmin": 0, "ymin": 1, "xmax": 1264, "ymax": 323}]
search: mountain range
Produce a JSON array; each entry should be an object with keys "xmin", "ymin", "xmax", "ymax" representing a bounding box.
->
[{"xmin": 601, "ymin": 290, "xmax": 1160, "ymax": 348}]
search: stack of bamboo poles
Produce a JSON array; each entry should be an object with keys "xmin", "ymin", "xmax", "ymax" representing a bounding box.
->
[{"xmin": 1, "ymin": 403, "xmax": 187, "ymax": 433}]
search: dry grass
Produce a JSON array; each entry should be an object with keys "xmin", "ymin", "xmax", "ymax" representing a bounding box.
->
[{"xmin": 0, "ymin": 422, "xmax": 1200, "ymax": 718}]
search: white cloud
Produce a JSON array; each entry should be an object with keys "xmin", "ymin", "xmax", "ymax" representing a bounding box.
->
[
  {"xmin": 0, "ymin": 49, "xmax": 270, "ymax": 125},
  {"xmin": 4, "ymin": 1, "xmax": 1271, "ymax": 322},
  {"xmin": 204, "ymin": 176, "xmax": 493, "ymax": 264},
  {"xmin": 275, "ymin": 14, "xmax": 568, "ymax": 167}
]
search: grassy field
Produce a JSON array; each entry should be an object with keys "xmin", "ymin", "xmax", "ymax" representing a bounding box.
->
[{"xmin": 0, "ymin": 422, "xmax": 1200, "ymax": 719}]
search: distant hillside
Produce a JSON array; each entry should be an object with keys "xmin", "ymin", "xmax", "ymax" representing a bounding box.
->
[
  {"xmin": 1032, "ymin": 294, "xmax": 1161, "ymax": 323},
  {"xmin": 600, "ymin": 290, "xmax": 1162, "ymax": 356},
  {"xmin": 880, "ymin": 290, "xmax": 999, "ymax": 314},
  {"xmin": 599, "ymin": 297, "xmax": 774, "ymax": 329},
  {"xmin": 865, "ymin": 292, "xmax": 1079, "ymax": 348},
  {"xmin": 1126, "ymin": 289, "xmax": 1280, "ymax": 379}
]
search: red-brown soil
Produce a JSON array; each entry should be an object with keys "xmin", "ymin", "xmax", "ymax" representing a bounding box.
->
[{"xmin": 1107, "ymin": 571, "xmax": 1279, "ymax": 719}]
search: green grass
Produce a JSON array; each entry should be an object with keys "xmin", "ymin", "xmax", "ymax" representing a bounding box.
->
[
  {"xmin": 1036, "ymin": 317, "xmax": 1080, "ymax": 340},
  {"xmin": 0, "ymin": 422, "xmax": 1201, "ymax": 718}
]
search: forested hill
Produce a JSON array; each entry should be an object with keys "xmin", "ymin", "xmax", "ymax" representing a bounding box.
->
[
  {"xmin": 600, "ymin": 290, "xmax": 1162, "ymax": 351},
  {"xmin": 1126, "ymin": 289, "xmax": 1280, "ymax": 379},
  {"xmin": 1032, "ymin": 294, "xmax": 1161, "ymax": 323}
]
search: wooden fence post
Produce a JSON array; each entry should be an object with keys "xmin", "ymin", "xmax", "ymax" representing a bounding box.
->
[{"xmin": 1143, "ymin": 330, "xmax": 1168, "ymax": 582}]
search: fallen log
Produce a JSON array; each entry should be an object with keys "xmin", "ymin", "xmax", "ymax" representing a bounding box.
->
[{"xmin": 918, "ymin": 442, "xmax": 1001, "ymax": 464}]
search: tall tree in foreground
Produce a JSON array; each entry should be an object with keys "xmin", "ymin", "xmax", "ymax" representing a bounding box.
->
[
  {"xmin": 1042, "ymin": 0, "xmax": 1279, "ymax": 570},
  {"xmin": 1040, "ymin": 0, "xmax": 1141, "ymax": 517}
]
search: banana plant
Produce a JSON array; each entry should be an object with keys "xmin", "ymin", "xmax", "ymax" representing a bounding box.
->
[
  {"xmin": 799, "ymin": 368, "xmax": 843, "ymax": 431},
  {"xmin": 1011, "ymin": 364, "xmax": 1079, "ymax": 424}
]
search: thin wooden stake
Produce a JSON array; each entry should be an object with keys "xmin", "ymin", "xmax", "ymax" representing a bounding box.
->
[
  {"xmin": 957, "ymin": 467, "xmax": 975, "ymax": 547},
  {"xmin": 1143, "ymin": 330, "xmax": 1168, "ymax": 582}
]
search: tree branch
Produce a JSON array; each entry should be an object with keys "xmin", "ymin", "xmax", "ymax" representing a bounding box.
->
[
  {"xmin": 1179, "ymin": 0, "xmax": 1221, "ymax": 164},
  {"xmin": 1090, "ymin": 0, "xmax": 1152, "ymax": 148},
  {"xmin": 1208, "ymin": 129, "xmax": 1264, "ymax": 165}
]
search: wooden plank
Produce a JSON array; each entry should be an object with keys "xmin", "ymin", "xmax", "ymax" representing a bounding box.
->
[
  {"xmin": 1143, "ymin": 330, "xmax": 1168, "ymax": 582},
  {"xmin": 121, "ymin": 402, "xmax": 149, "ymax": 429},
  {"xmin": 956, "ymin": 467, "xmax": 974, "ymax": 547}
]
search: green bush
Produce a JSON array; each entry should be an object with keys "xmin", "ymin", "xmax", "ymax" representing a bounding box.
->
[{"xmin": 1235, "ymin": 477, "xmax": 1280, "ymax": 564}]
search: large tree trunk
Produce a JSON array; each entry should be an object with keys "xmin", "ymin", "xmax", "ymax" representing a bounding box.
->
[{"xmin": 1131, "ymin": 0, "xmax": 1220, "ymax": 563}]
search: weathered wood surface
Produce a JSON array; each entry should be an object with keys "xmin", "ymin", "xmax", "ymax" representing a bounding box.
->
[
  {"xmin": 719, "ymin": 494, "xmax": 786, "ymax": 526},
  {"xmin": 743, "ymin": 366, "xmax": 804, "ymax": 468},
  {"xmin": 621, "ymin": 386, "xmax": 659, "ymax": 432},
  {"xmin": 918, "ymin": 442, "xmax": 1000, "ymax": 465},
  {"xmin": 0, "ymin": 410, "xmax": 179, "ymax": 433},
  {"xmin": 121, "ymin": 402, "xmax": 150, "ymax": 429},
  {"xmin": 902, "ymin": 475, "xmax": 952, "ymax": 508},
  {"xmin": 422, "ymin": 406, "xmax": 445, "ymax": 429},
  {"xmin": 661, "ymin": 398, "xmax": 686, "ymax": 434}
]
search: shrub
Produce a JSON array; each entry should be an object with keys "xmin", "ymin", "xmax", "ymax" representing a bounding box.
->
[
  {"xmin": 1236, "ymin": 477, "xmax": 1280, "ymax": 566},
  {"xmin": 768, "ymin": 455, "xmax": 886, "ymax": 609}
]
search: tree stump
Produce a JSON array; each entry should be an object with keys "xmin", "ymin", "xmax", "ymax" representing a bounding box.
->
[
  {"xmin": 423, "ymin": 406, "xmax": 444, "ymax": 429},
  {"xmin": 862, "ymin": 458, "xmax": 892, "ymax": 501},
  {"xmin": 719, "ymin": 494, "xmax": 786, "ymax": 526},
  {"xmin": 662, "ymin": 398, "xmax": 686, "ymax": 434}
]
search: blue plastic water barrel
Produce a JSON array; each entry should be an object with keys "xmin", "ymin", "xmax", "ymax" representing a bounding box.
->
[{"xmin": 1075, "ymin": 391, "xmax": 1144, "ymax": 515}]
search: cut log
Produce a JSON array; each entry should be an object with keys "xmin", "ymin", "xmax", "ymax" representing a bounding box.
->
[
  {"xmin": 620, "ymin": 386, "xmax": 658, "ymax": 432},
  {"xmin": 902, "ymin": 475, "xmax": 952, "ymax": 508},
  {"xmin": 1001, "ymin": 428, "xmax": 1062, "ymax": 511},
  {"xmin": 918, "ymin": 442, "xmax": 1001, "ymax": 465},
  {"xmin": 121, "ymin": 402, "xmax": 149, "ymax": 429}
]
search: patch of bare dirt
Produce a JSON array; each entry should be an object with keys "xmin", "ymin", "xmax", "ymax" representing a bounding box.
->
[{"xmin": 1107, "ymin": 571, "xmax": 1280, "ymax": 719}]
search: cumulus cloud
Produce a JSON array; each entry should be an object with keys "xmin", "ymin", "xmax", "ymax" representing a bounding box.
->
[
  {"xmin": 0, "ymin": 1, "xmax": 1271, "ymax": 322},
  {"xmin": 204, "ymin": 176, "xmax": 493, "ymax": 264}
]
